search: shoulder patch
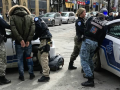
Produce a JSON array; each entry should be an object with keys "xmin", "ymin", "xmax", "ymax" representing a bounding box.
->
[
  {"xmin": 78, "ymin": 21, "xmax": 81, "ymax": 26},
  {"xmin": 34, "ymin": 17, "xmax": 39, "ymax": 21}
]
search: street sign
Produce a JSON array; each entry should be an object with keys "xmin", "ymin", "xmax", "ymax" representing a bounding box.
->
[
  {"xmin": 85, "ymin": 0, "xmax": 90, "ymax": 4},
  {"xmin": 93, "ymin": 5, "xmax": 96, "ymax": 8}
]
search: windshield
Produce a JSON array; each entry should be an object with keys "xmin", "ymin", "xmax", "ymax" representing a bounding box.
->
[
  {"xmin": 43, "ymin": 13, "xmax": 55, "ymax": 17},
  {"xmin": 61, "ymin": 13, "xmax": 69, "ymax": 17}
]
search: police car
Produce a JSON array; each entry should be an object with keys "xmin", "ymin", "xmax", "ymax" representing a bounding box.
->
[
  {"xmin": 5, "ymin": 30, "xmax": 55, "ymax": 69},
  {"xmin": 93, "ymin": 19, "xmax": 120, "ymax": 77}
]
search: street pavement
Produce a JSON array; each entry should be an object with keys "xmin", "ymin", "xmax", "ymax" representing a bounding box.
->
[{"xmin": 1, "ymin": 23, "xmax": 120, "ymax": 90}]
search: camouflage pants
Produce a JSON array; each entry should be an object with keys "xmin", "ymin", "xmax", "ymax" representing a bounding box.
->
[
  {"xmin": 0, "ymin": 41, "xmax": 6, "ymax": 76},
  {"xmin": 70, "ymin": 36, "xmax": 82, "ymax": 61},
  {"xmin": 38, "ymin": 39, "xmax": 50, "ymax": 77},
  {"xmin": 80, "ymin": 39, "xmax": 98, "ymax": 78}
]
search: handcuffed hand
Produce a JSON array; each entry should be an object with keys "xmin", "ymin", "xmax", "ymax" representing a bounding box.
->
[{"xmin": 20, "ymin": 40, "xmax": 25, "ymax": 47}]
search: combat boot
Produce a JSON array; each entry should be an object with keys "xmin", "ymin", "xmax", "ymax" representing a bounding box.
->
[
  {"xmin": 81, "ymin": 77, "xmax": 94, "ymax": 87},
  {"xmin": 68, "ymin": 61, "xmax": 77, "ymax": 70},
  {"xmin": 83, "ymin": 72, "xmax": 94, "ymax": 79},
  {"xmin": 0, "ymin": 76, "xmax": 11, "ymax": 85},
  {"xmin": 38, "ymin": 76, "xmax": 50, "ymax": 82},
  {"xmin": 30, "ymin": 73, "xmax": 35, "ymax": 80}
]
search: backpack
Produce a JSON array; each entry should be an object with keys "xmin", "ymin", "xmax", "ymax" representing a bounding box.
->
[{"xmin": 49, "ymin": 54, "xmax": 64, "ymax": 71}]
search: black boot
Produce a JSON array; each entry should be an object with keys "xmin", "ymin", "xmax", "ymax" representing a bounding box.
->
[
  {"xmin": 81, "ymin": 77, "xmax": 94, "ymax": 87},
  {"xmin": 0, "ymin": 76, "xmax": 11, "ymax": 85},
  {"xmin": 38, "ymin": 76, "xmax": 50, "ymax": 82},
  {"xmin": 68, "ymin": 61, "xmax": 77, "ymax": 70},
  {"xmin": 19, "ymin": 76, "xmax": 24, "ymax": 81},
  {"xmin": 30, "ymin": 73, "xmax": 35, "ymax": 80}
]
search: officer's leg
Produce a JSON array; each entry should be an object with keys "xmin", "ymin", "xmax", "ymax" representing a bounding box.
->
[
  {"xmin": 0, "ymin": 41, "xmax": 11, "ymax": 85},
  {"xmin": 38, "ymin": 39, "xmax": 50, "ymax": 82},
  {"xmin": 25, "ymin": 44, "xmax": 35, "ymax": 80},
  {"xmin": 15, "ymin": 44, "xmax": 24, "ymax": 81},
  {"xmin": 80, "ymin": 40, "xmax": 94, "ymax": 87},
  {"xmin": 68, "ymin": 36, "xmax": 82, "ymax": 70}
]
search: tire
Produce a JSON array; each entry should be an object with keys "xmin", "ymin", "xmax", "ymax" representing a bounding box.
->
[
  {"xmin": 92, "ymin": 51, "xmax": 101, "ymax": 71},
  {"xmin": 59, "ymin": 20, "xmax": 62, "ymax": 25},
  {"xmin": 52, "ymin": 20, "xmax": 55, "ymax": 26}
]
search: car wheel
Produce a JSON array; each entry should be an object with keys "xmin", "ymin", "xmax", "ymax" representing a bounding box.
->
[
  {"xmin": 52, "ymin": 20, "xmax": 55, "ymax": 26},
  {"xmin": 67, "ymin": 19, "xmax": 69, "ymax": 24},
  {"xmin": 59, "ymin": 20, "xmax": 62, "ymax": 25},
  {"xmin": 92, "ymin": 51, "xmax": 101, "ymax": 71}
]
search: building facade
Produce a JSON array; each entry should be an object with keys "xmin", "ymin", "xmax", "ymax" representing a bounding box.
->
[{"xmin": 1, "ymin": 0, "xmax": 49, "ymax": 20}]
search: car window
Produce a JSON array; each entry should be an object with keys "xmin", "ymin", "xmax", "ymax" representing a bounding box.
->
[
  {"xmin": 71, "ymin": 13, "xmax": 74, "ymax": 16},
  {"xmin": 57, "ymin": 13, "xmax": 60, "ymax": 17},
  {"xmin": 107, "ymin": 22, "xmax": 120, "ymax": 39},
  {"xmin": 43, "ymin": 13, "xmax": 55, "ymax": 17},
  {"xmin": 61, "ymin": 13, "xmax": 69, "ymax": 17}
]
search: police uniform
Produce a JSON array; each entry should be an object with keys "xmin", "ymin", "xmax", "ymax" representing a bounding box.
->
[
  {"xmin": 34, "ymin": 17, "xmax": 52, "ymax": 82},
  {"xmin": 0, "ymin": 18, "xmax": 11, "ymax": 85},
  {"xmin": 80, "ymin": 15, "xmax": 108, "ymax": 86},
  {"xmin": 68, "ymin": 17, "xmax": 86, "ymax": 70}
]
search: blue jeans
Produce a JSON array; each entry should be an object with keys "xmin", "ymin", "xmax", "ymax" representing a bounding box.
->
[
  {"xmin": 80, "ymin": 39, "xmax": 98, "ymax": 78},
  {"xmin": 15, "ymin": 44, "xmax": 34, "ymax": 76}
]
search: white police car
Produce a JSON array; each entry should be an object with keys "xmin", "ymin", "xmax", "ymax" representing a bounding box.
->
[
  {"xmin": 5, "ymin": 30, "xmax": 55, "ymax": 69},
  {"xmin": 93, "ymin": 19, "xmax": 120, "ymax": 77}
]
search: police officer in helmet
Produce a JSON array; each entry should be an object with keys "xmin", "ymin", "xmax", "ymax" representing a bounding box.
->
[
  {"xmin": 33, "ymin": 17, "xmax": 52, "ymax": 82},
  {"xmin": 68, "ymin": 8, "xmax": 86, "ymax": 70},
  {"xmin": 80, "ymin": 13, "xmax": 108, "ymax": 87}
]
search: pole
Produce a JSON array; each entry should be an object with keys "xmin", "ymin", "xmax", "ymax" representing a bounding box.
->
[{"xmin": 108, "ymin": 0, "xmax": 110, "ymax": 15}]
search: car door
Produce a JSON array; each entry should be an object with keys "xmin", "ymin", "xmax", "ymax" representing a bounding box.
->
[
  {"xmin": 100, "ymin": 21, "xmax": 120, "ymax": 72},
  {"xmin": 54, "ymin": 13, "xmax": 59, "ymax": 25}
]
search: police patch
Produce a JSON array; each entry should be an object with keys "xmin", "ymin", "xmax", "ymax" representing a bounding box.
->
[
  {"xmin": 90, "ymin": 26, "xmax": 98, "ymax": 34},
  {"xmin": 78, "ymin": 22, "xmax": 81, "ymax": 26},
  {"xmin": 34, "ymin": 17, "xmax": 39, "ymax": 21}
]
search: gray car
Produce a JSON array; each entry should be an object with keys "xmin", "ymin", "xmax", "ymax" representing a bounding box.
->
[
  {"xmin": 42, "ymin": 12, "xmax": 62, "ymax": 26},
  {"xmin": 61, "ymin": 12, "xmax": 76, "ymax": 24}
]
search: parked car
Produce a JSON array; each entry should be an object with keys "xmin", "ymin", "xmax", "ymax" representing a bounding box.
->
[
  {"xmin": 85, "ymin": 12, "xmax": 91, "ymax": 20},
  {"xmin": 91, "ymin": 11, "xmax": 98, "ymax": 16},
  {"xmin": 93, "ymin": 19, "xmax": 120, "ymax": 77},
  {"xmin": 5, "ymin": 29, "xmax": 55, "ymax": 69},
  {"xmin": 39, "ymin": 14, "xmax": 44, "ymax": 18},
  {"xmin": 41, "ymin": 12, "xmax": 62, "ymax": 26},
  {"xmin": 61, "ymin": 12, "xmax": 76, "ymax": 24}
]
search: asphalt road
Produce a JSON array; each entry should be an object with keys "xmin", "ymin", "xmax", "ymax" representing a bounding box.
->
[{"xmin": 1, "ymin": 23, "xmax": 120, "ymax": 90}]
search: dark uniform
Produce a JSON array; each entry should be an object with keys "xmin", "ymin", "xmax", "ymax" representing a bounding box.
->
[
  {"xmin": 80, "ymin": 15, "xmax": 108, "ymax": 86},
  {"xmin": 68, "ymin": 17, "xmax": 86, "ymax": 70},
  {"xmin": 33, "ymin": 17, "xmax": 52, "ymax": 82},
  {"xmin": 0, "ymin": 18, "xmax": 11, "ymax": 85}
]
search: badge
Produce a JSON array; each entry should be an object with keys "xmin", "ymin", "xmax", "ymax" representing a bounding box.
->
[
  {"xmin": 90, "ymin": 26, "xmax": 98, "ymax": 34},
  {"xmin": 34, "ymin": 17, "xmax": 38, "ymax": 21},
  {"xmin": 78, "ymin": 22, "xmax": 81, "ymax": 26}
]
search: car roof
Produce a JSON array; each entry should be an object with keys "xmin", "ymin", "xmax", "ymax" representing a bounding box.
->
[{"xmin": 106, "ymin": 19, "xmax": 120, "ymax": 25}]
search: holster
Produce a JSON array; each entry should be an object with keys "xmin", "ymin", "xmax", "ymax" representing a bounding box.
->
[{"xmin": 38, "ymin": 44, "xmax": 50, "ymax": 54}]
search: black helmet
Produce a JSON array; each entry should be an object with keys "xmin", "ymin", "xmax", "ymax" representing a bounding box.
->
[{"xmin": 100, "ymin": 8, "xmax": 108, "ymax": 16}]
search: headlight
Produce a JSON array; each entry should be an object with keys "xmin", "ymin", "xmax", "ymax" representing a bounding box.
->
[{"xmin": 48, "ymin": 19, "xmax": 51, "ymax": 21}]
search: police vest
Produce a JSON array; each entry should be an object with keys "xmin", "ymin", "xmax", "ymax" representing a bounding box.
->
[{"xmin": 85, "ymin": 17, "xmax": 107, "ymax": 43}]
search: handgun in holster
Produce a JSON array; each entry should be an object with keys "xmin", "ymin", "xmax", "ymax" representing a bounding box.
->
[{"xmin": 38, "ymin": 42, "xmax": 50, "ymax": 54}]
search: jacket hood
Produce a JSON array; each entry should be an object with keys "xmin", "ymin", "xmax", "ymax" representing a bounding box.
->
[{"xmin": 9, "ymin": 5, "xmax": 31, "ymax": 16}]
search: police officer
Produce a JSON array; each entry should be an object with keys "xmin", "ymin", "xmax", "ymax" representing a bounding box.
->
[
  {"xmin": 0, "ymin": 18, "xmax": 11, "ymax": 85},
  {"xmin": 33, "ymin": 17, "xmax": 52, "ymax": 82},
  {"xmin": 68, "ymin": 8, "xmax": 86, "ymax": 70},
  {"xmin": 80, "ymin": 13, "xmax": 108, "ymax": 87}
]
